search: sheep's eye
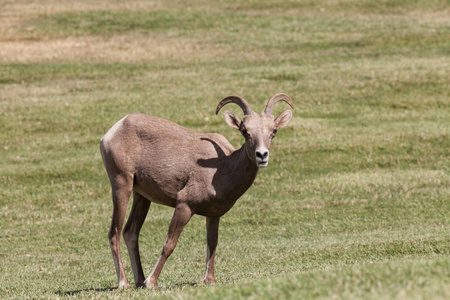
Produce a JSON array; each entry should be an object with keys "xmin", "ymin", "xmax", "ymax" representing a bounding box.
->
[{"xmin": 241, "ymin": 129, "xmax": 252, "ymax": 139}]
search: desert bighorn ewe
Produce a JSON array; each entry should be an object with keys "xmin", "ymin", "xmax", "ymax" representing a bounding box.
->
[{"xmin": 100, "ymin": 93, "xmax": 294, "ymax": 289}]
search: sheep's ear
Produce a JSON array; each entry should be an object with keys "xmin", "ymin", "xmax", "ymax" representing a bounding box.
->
[
  {"xmin": 274, "ymin": 110, "xmax": 293, "ymax": 129},
  {"xmin": 223, "ymin": 110, "xmax": 242, "ymax": 130}
]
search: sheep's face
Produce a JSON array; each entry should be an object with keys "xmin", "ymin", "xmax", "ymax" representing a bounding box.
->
[{"xmin": 223, "ymin": 110, "xmax": 292, "ymax": 168}]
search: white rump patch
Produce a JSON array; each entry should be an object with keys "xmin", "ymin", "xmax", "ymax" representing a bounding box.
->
[{"xmin": 101, "ymin": 116, "xmax": 127, "ymax": 144}]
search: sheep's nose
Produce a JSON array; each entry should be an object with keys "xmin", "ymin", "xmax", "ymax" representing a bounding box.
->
[{"xmin": 256, "ymin": 150, "xmax": 269, "ymax": 160}]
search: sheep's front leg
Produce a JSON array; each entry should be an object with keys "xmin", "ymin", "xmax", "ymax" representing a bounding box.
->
[
  {"xmin": 145, "ymin": 203, "xmax": 193, "ymax": 288},
  {"xmin": 203, "ymin": 216, "xmax": 220, "ymax": 284}
]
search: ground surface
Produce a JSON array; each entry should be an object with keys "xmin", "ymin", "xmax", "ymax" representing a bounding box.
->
[{"xmin": 1, "ymin": 0, "xmax": 449, "ymax": 299}]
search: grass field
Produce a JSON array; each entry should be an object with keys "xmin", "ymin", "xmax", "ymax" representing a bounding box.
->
[{"xmin": 1, "ymin": 0, "xmax": 449, "ymax": 299}]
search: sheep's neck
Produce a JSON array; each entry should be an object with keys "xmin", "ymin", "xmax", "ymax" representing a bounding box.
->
[{"xmin": 226, "ymin": 143, "xmax": 259, "ymax": 198}]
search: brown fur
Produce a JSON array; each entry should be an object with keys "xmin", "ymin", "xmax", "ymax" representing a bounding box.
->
[{"xmin": 100, "ymin": 94, "xmax": 293, "ymax": 288}]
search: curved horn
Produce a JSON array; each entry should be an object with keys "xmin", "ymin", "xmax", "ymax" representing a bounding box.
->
[
  {"xmin": 216, "ymin": 95, "xmax": 253, "ymax": 115},
  {"xmin": 263, "ymin": 93, "xmax": 294, "ymax": 115}
]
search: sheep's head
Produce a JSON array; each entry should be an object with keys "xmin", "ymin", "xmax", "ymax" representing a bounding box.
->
[{"xmin": 216, "ymin": 93, "xmax": 294, "ymax": 168}]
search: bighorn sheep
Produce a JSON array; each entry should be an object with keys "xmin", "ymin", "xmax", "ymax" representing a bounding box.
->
[{"xmin": 100, "ymin": 93, "xmax": 294, "ymax": 289}]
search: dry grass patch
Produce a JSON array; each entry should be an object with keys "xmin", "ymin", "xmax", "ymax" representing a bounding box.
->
[
  {"xmin": 0, "ymin": 0, "xmax": 166, "ymax": 17},
  {"xmin": 0, "ymin": 35, "xmax": 222, "ymax": 63},
  {"xmin": 0, "ymin": 31, "xmax": 276, "ymax": 63}
]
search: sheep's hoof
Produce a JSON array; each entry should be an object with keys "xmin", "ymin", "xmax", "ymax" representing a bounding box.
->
[
  {"xmin": 144, "ymin": 279, "xmax": 158, "ymax": 289},
  {"xmin": 203, "ymin": 276, "xmax": 216, "ymax": 284},
  {"xmin": 118, "ymin": 281, "xmax": 131, "ymax": 289}
]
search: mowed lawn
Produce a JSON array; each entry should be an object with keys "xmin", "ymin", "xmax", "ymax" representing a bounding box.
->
[{"xmin": 1, "ymin": 0, "xmax": 449, "ymax": 299}]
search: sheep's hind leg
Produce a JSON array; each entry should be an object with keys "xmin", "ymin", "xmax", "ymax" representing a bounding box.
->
[
  {"xmin": 123, "ymin": 191, "xmax": 151, "ymax": 288},
  {"xmin": 145, "ymin": 203, "xmax": 193, "ymax": 288},
  {"xmin": 108, "ymin": 174, "xmax": 133, "ymax": 289}
]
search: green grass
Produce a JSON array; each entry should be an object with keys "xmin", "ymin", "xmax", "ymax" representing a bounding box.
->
[{"xmin": 1, "ymin": 0, "xmax": 449, "ymax": 299}]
